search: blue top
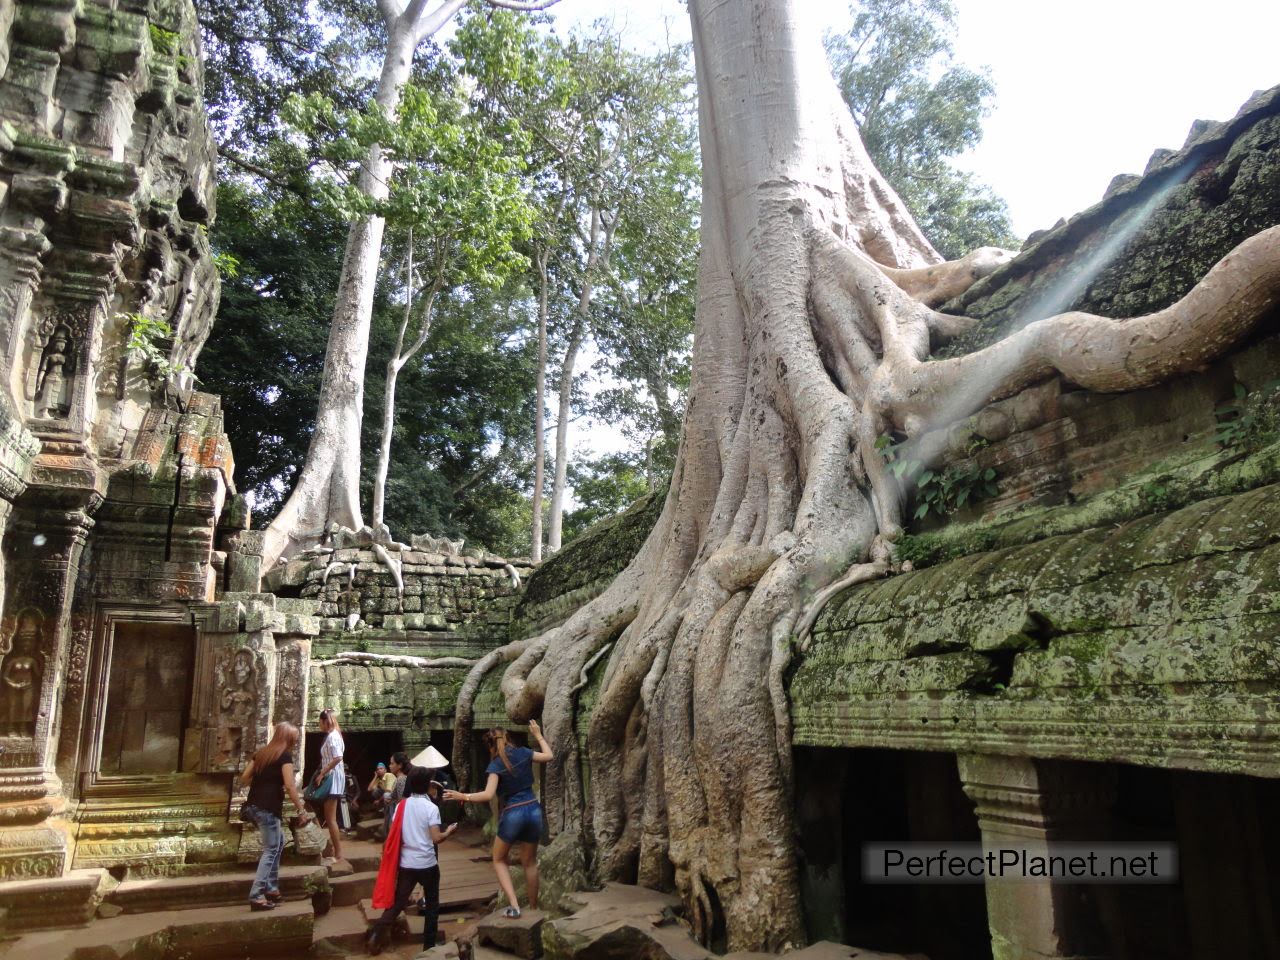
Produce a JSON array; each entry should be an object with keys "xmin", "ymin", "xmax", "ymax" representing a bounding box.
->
[{"xmin": 486, "ymin": 745, "xmax": 536, "ymax": 808}]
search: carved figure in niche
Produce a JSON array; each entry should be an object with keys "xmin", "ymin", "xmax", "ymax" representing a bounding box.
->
[
  {"xmin": 213, "ymin": 646, "xmax": 260, "ymax": 767},
  {"xmin": 34, "ymin": 324, "xmax": 73, "ymax": 419},
  {"xmin": 0, "ymin": 610, "xmax": 45, "ymax": 735}
]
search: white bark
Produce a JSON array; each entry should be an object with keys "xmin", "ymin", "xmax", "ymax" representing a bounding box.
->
[
  {"xmin": 547, "ymin": 209, "xmax": 613, "ymax": 553},
  {"xmin": 530, "ymin": 247, "xmax": 550, "ymax": 563},
  {"xmin": 371, "ymin": 232, "xmax": 442, "ymax": 529}
]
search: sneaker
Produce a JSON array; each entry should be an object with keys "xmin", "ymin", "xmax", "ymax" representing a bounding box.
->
[
  {"xmin": 502, "ymin": 905, "xmax": 521, "ymax": 919},
  {"xmin": 365, "ymin": 928, "xmax": 385, "ymax": 956}
]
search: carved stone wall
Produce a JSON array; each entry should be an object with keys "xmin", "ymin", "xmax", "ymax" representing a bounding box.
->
[{"xmin": 0, "ymin": 0, "xmax": 249, "ymax": 882}]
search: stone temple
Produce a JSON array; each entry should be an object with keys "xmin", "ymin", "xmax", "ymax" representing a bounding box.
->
[{"xmin": 0, "ymin": 0, "xmax": 1277, "ymax": 958}]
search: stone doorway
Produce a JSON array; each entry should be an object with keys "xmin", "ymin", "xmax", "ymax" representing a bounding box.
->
[
  {"xmin": 1098, "ymin": 763, "xmax": 1280, "ymax": 959},
  {"xmin": 97, "ymin": 622, "xmax": 196, "ymax": 776},
  {"xmin": 794, "ymin": 746, "xmax": 991, "ymax": 960}
]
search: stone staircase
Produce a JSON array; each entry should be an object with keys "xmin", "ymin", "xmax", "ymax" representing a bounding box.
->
[{"xmin": 0, "ymin": 830, "xmax": 498, "ymax": 960}]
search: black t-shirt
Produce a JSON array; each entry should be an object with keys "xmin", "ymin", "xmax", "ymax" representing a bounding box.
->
[{"xmin": 247, "ymin": 751, "xmax": 294, "ymax": 817}]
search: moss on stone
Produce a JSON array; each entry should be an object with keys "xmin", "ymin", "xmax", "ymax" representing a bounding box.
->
[
  {"xmin": 511, "ymin": 487, "xmax": 665, "ymax": 640},
  {"xmin": 896, "ymin": 437, "xmax": 1280, "ymax": 570}
]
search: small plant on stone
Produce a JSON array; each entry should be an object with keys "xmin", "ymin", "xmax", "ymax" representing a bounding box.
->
[
  {"xmin": 1214, "ymin": 379, "xmax": 1280, "ymax": 450},
  {"xmin": 913, "ymin": 461, "xmax": 1000, "ymax": 519},
  {"xmin": 876, "ymin": 434, "xmax": 999, "ymax": 520},
  {"xmin": 125, "ymin": 312, "xmax": 178, "ymax": 379},
  {"xmin": 1138, "ymin": 478, "xmax": 1172, "ymax": 513}
]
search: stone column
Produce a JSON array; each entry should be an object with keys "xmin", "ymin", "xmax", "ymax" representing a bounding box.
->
[
  {"xmin": 0, "ymin": 470, "xmax": 99, "ymax": 880},
  {"xmin": 959, "ymin": 754, "xmax": 1117, "ymax": 960}
]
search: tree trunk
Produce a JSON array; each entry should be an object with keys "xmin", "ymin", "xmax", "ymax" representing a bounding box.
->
[
  {"xmin": 261, "ymin": 13, "xmax": 426, "ymax": 567},
  {"xmin": 546, "ymin": 314, "xmax": 582, "ymax": 554},
  {"xmin": 548, "ymin": 208, "xmax": 609, "ymax": 553},
  {"xmin": 453, "ymin": 0, "xmax": 1280, "ymax": 952},
  {"xmin": 372, "ymin": 237, "xmax": 415, "ymax": 530},
  {"xmin": 530, "ymin": 248, "xmax": 550, "ymax": 563}
]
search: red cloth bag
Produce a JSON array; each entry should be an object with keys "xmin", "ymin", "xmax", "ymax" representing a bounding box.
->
[{"xmin": 371, "ymin": 800, "xmax": 406, "ymax": 909}]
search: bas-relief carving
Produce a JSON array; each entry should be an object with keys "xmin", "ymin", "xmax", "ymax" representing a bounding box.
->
[
  {"xmin": 272, "ymin": 639, "xmax": 309, "ymax": 730},
  {"xmin": 0, "ymin": 608, "xmax": 43, "ymax": 736},
  {"xmin": 33, "ymin": 323, "xmax": 71, "ymax": 419},
  {"xmin": 212, "ymin": 644, "xmax": 264, "ymax": 771}
]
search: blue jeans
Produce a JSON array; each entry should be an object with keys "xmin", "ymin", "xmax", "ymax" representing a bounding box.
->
[
  {"xmin": 249, "ymin": 807, "xmax": 285, "ymax": 900},
  {"xmin": 497, "ymin": 800, "xmax": 543, "ymax": 844}
]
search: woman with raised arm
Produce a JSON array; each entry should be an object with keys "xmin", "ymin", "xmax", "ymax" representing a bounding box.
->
[
  {"xmin": 240, "ymin": 722, "xmax": 312, "ymax": 911},
  {"xmin": 313, "ymin": 707, "xmax": 346, "ymax": 863},
  {"xmin": 444, "ymin": 720, "xmax": 553, "ymax": 918}
]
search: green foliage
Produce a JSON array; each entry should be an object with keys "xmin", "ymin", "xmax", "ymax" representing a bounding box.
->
[
  {"xmin": 562, "ymin": 453, "xmax": 653, "ymax": 542},
  {"xmin": 282, "ymin": 75, "xmax": 533, "ymax": 289},
  {"xmin": 914, "ymin": 462, "xmax": 999, "ymax": 519},
  {"xmin": 1214, "ymin": 379, "xmax": 1280, "ymax": 450},
  {"xmin": 875, "ymin": 432, "xmax": 998, "ymax": 520},
  {"xmin": 149, "ymin": 24, "xmax": 180, "ymax": 56},
  {"xmin": 828, "ymin": 0, "xmax": 1020, "ymax": 258},
  {"xmin": 125, "ymin": 313, "xmax": 177, "ymax": 378},
  {"xmin": 1138, "ymin": 478, "xmax": 1172, "ymax": 513},
  {"xmin": 458, "ymin": 12, "xmax": 698, "ymax": 538},
  {"xmin": 211, "ymin": 250, "xmax": 241, "ymax": 278}
]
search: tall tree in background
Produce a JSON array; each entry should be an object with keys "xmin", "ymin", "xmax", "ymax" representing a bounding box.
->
[
  {"xmin": 827, "ymin": 0, "xmax": 1019, "ymax": 258},
  {"xmin": 198, "ymin": 1, "xmax": 539, "ymax": 553},
  {"xmin": 260, "ymin": 0, "xmax": 557, "ymax": 570},
  {"xmin": 454, "ymin": 0, "xmax": 1280, "ymax": 950},
  {"xmin": 457, "ymin": 16, "xmax": 698, "ymax": 559},
  {"xmin": 285, "ymin": 77, "xmax": 532, "ymax": 529}
]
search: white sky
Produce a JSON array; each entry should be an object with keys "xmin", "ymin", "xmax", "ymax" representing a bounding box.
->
[{"xmin": 547, "ymin": 0, "xmax": 1280, "ymax": 476}]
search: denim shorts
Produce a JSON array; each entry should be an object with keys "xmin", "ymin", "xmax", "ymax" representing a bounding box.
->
[{"xmin": 497, "ymin": 801, "xmax": 543, "ymax": 844}]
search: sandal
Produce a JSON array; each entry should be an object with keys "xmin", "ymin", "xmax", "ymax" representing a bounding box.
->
[
  {"xmin": 249, "ymin": 897, "xmax": 276, "ymax": 911},
  {"xmin": 502, "ymin": 906, "xmax": 521, "ymax": 919},
  {"xmin": 265, "ymin": 890, "xmax": 282, "ymax": 903}
]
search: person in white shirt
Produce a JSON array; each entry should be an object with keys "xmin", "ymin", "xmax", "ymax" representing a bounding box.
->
[
  {"xmin": 313, "ymin": 708, "xmax": 346, "ymax": 862},
  {"xmin": 366, "ymin": 768, "xmax": 458, "ymax": 955}
]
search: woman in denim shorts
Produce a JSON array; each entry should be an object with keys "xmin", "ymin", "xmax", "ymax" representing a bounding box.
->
[{"xmin": 444, "ymin": 720, "xmax": 553, "ymax": 918}]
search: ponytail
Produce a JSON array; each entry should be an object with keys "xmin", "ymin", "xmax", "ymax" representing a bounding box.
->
[{"xmin": 484, "ymin": 728, "xmax": 513, "ymax": 773}]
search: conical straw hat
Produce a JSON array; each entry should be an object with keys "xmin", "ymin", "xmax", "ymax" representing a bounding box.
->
[{"xmin": 411, "ymin": 744, "xmax": 449, "ymax": 769}]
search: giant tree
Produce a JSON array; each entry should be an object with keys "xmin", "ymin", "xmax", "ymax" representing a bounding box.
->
[
  {"xmin": 454, "ymin": 0, "xmax": 1280, "ymax": 952},
  {"xmin": 260, "ymin": 0, "xmax": 557, "ymax": 568}
]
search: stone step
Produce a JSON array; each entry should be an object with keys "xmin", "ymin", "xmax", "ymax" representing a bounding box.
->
[
  {"xmin": 358, "ymin": 898, "xmax": 483, "ymax": 945},
  {"xmin": 418, "ymin": 945, "xmax": 520, "ymax": 960},
  {"xmin": 312, "ymin": 902, "xmax": 377, "ymax": 955},
  {"xmin": 476, "ymin": 908, "xmax": 545, "ymax": 958},
  {"xmin": 0, "ymin": 870, "xmax": 105, "ymax": 932},
  {"xmin": 4, "ymin": 897, "xmax": 314, "ymax": 960},
  {"xmin": 106, "ymin": 864, "xmax": 326, "ymax": 914},
  {"xmin": 331, "ymin": 869, "xmax": 379, "ymax": 906}
]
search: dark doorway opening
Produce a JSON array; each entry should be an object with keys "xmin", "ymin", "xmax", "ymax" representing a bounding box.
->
[
  {"xmin": 794, "ymin": 746, "xmax": 990, "ymax": 960},
  {"xmin": 1101, "ymin": 764, "xmax": 1280, "ymax": 959},
  {"xmin": 100, "ymin": 622, "xmax": 196, "ymax": 775}
]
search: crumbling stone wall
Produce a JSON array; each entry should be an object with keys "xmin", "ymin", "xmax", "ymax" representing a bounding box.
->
[{"xmin": 0, "ymin": 0, "xmax": 245, "ymax": 883}]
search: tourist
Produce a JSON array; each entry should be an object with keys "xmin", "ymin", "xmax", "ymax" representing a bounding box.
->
[
  {"xmin": 443, "ymin": 720, "xmax": 553, "ymax": 918},
  {"xmin": 368, "ymin": 762, "xmax": 396, "ymax": 809},
  {"xmin": 376, "ymin": 751, "xmax": 413, "ymax": 841},
  {"xmin": 366, "ymin": 767, "xmax": 458, "ymax": 955},
  {"xmin": 240, "ymin": 721, "xmax": 312, "ymax": 911},
  {"xmin": 313, "ymin": 707, "xmax": 346, "ymax": 862}
]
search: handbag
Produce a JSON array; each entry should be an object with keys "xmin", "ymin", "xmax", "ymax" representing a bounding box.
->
[{"xmin": 304, "ymin": 772, "xmax": 334, "ymax": 804}]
